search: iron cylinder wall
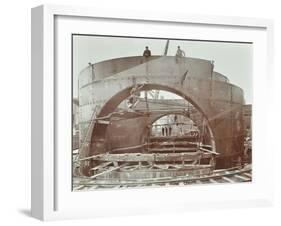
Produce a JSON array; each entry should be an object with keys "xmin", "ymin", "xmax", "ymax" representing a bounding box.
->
[{"xmin": 78, "ymin": 56, "xmax": 245, "ymax": 174}]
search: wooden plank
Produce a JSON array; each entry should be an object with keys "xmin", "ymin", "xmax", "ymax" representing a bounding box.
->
[
  {"xmin": 209, "ymin": 179, "xmax": 219, "ymax": 184},
  {"xmin": 73, "ymin": 185, "xmax": 85, "ymax": 191},
  {"xmin": 200, "ymin": 144, "xmax": 213, "ymax": 148},
  {"xmin": 111, "ymin": 144, "xmax": 147, "ymax": 152},
  {"xmin": 80, "ymin": 168, "xmax": 252, "ymax": 187},
  {"xmin": 97, "ymin": 119, "xmax": 110, "ymax": 124},
  {"xmin": 90, "ymin": 164, "xmax": 128, "ymax": 179},
  {"xmin": 120, "ymin": 165, "xmax": 139, "ymax": 171},
  {"xmin": 155, "ymin": 153, "xmax": 212, "ymax": 161},
  {"xmin": 87, "ymin": 185, "xmax": 99, "ymax": 190},
  {"xmin": 90, "ymin": 162, "xmax": 112, "ymax": 171},
  {"xmin": 148, "ymin": 141, "xmax": 198, "ymax": 147},
  {"xmin": 89, "ymin": 152, "xmax": 212, "ymax": 162},
  {"xmin": 221, "ymin": 176, "xmax": 235, "ymax": 183},
  {"xmin": 199, "ymin": 147, "xmax": 219, "ymax": 155},
  {"xmin": 148, "ymin": 147, "xmax": 198, "ymax": 152},
  {"xmin": 243, "ymin": 172, "xmax": 252, "ymax": 178},
  {"xmin": 234, "ymin": 174, "xmax": 250, "ymax": 181},
  {"xmin": 153, "ymin": 164, "xmax": 170, "ymax": 169},
  {"xmin": 149, "ymin": 135, "xmax": 196, "ymax": 141},
  {"xmin": 170, "ymin": 164, "xmax": 182, "ymax": 169},
  {"xmin": 214, "ymin": 166, "xmax": 241, "ymax": 173},
  {"xmin": 95, "ymin": 166, "xmax": 212, "ymax": 180}
]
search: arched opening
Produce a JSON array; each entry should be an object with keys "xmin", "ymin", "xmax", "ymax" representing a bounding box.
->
[
  {"xmin": 151, "ymin": 114, "xmax": 200, "ymax": 137},
  {"xmin": 77, "ymin": 83, "xmax": 220, "ymax": 178},
  {"xmin": 149, "ymin": 112, "xmax": 215, "ymax": 147},
  {"xmin": 96, "ymin": 83, "xmax": 208, "ymax": 117},
  {"xmin": 79, "ymin": 84, "xmax": 217, "ymax": 179},
  {"xmin": 90, "ymin": 84, "xmax": 216, "ymax": 156}
]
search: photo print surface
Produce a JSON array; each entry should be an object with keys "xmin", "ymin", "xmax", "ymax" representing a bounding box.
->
[{"xmin": 72, "ymin": 35, "xmax": 252, "ymax": 191}]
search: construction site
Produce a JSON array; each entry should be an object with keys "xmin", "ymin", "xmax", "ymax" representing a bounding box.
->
[{"xmin": 72, "ymin": 43, "xmax": 252, "ymax": 191}]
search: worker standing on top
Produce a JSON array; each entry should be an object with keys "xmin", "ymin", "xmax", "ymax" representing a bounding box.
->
[
  {"xmin": 175, "ymin": 46, "xmax": 185, "ymax": 63},
  {"xmin": 143, "ymin": 46, "xmax": 151, "ymax": 58},
  {"xmin": 176, "ymin": 46, "xmax": 185, "ymax": 57}
]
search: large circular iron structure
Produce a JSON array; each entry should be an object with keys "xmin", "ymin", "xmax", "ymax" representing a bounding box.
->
[{"xmin": 78, "ymin": 56, "xmax": 245, "ymax": 175}]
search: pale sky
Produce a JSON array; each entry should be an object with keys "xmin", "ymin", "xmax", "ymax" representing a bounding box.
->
[{"xmin": 73, "ymin": 35, "xmax": 252, "ymax": 104}]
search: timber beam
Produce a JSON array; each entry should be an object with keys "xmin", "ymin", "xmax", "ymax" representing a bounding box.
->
[{"xmin": 85, "ymin": 152, "xmax": 212, "ymax": 162}]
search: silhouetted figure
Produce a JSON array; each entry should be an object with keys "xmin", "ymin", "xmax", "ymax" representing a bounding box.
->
[
  {"xmin": 175, "ymin": 46, "xmax": 185, "ymax": 63},
  {"xmin": 176, "ymin": 46, "xmax": 185, "ymax": 57},
  {"xmin": 162, "ymin": 127, "xmax": 165, "ymax": 136},
  {"xmin": 168, "ymin": 125, "xmax": 172, "ymax": 136},
  {"xmin": 174, "ymin": 114, "xmax": 179, "ymax": 126},
  {"xmin": 88, "ymin": 62, "xmax": 95, "ymax": 80},
  {"xmin": 143, "ymin": 46, "xmax": 151, "ymax": 58},
  {"xmin": 179, "ymin": 124, "xmax": 183, "ymax": 136},
  {"xmin": 165, "ymin": 126, "xmax": 168, "ymax": 136}
]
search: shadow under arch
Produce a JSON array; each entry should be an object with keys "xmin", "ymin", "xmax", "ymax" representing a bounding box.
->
[{"xmin": 90, "ymin": 83, "xmax": 216, "ymax": 154}]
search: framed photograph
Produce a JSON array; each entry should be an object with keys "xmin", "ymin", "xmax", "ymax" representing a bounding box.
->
[{"xmin": 31, "ymin": 4, "xmax": 274, "ymax": 221}]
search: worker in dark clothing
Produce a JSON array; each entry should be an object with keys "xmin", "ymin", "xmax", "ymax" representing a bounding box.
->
[
  {"xmin": 143, "ymin": 46, "xmax": 151, "ymax": 57},
  {"xmin": 165, "ymin": 126, "xmax": 168, "ymax": 136},
  {"xmin": 168, "ymin": 125, "xmax": 172, "ymax": 136},
  {"xmin": 174, "ymin": 114, "xmax": 179, "ymax": 126}
]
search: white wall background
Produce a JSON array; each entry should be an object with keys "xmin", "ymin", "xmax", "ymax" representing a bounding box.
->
[{"xmin": 0, "ymin": 0, "xmax": 280, "ymax": 225}]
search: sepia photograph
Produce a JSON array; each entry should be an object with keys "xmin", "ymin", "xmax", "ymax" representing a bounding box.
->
[{"xmin": 72, "ymin": 35, "xmax": 252, "ymax": 191}]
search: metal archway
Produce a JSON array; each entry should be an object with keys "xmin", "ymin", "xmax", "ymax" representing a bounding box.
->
[{"xmin": 78, "ymin": 56, "xmax": 245, "ymax": 175}]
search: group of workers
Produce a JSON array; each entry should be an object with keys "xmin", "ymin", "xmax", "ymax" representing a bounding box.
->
[
  {"xmin": 143, "ymin": 46, "xmax": 186, "ymax": 59},
  {"xmin": 126, "ymin": 45, "xmax": 186, "ymax": 110},
  {"xmin": 161, "ymin": 125, "xmax": 173, "ymax": 137},
  {"xmin": 158, "ymin": 123, "xmax": 190, "ymax": 137}
]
